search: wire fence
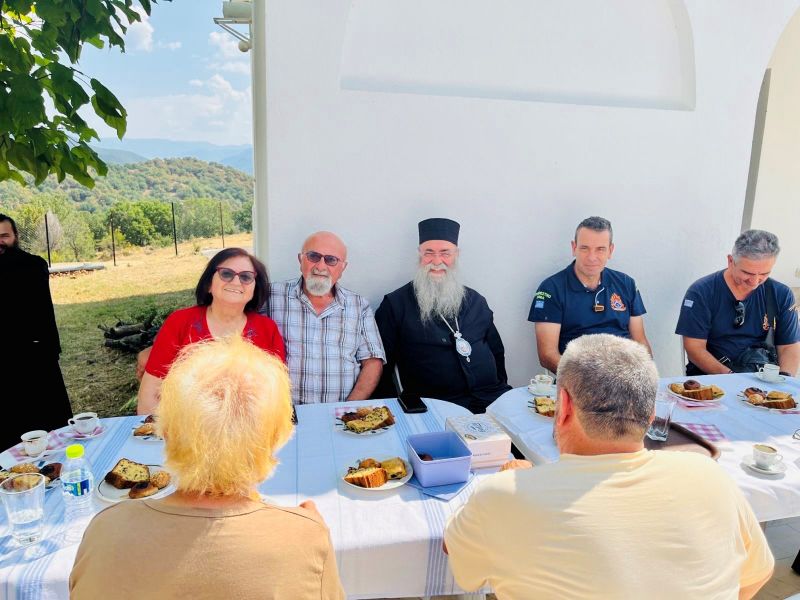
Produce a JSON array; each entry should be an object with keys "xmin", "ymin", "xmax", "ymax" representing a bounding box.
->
[{"xmin": 13, "ymin": 200, "xmax": 249, "ymax": 266}]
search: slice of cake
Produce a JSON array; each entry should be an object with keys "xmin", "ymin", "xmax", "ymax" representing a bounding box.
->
[
  {"xmin": 381, "ymin": 457, "xmax": 407, "ymax": 480},
  {"xmin": 345, "ymin": 406, "xmax": 395, "ymax": 433},
  {"xmin": 344, "ymin": 466, "xmax": 387, "ymax": 488},
  {"xmin": 104, "ymin": 458, "xmax": 150, "ymax": 489},
  {"xmin": 534, "ymin": 396, "xmax": 556, "ymax": 417},
  {"xmin": 763, "ymin": 391, "xmax": 796, "ymax": 409}
]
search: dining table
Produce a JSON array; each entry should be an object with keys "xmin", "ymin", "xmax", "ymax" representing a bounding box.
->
[
  {"xmin": 486, "ymin": 372, "xmax": 800, "ymax": 523},
  {"xmin": 0, "ymin": 398, "xmax": 492, "ymax": 600}
]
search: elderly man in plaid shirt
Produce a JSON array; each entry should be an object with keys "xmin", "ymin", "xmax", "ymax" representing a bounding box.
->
[{"xmin": 267, "ymin": 231, "xmax": 385, "ymax": 404}]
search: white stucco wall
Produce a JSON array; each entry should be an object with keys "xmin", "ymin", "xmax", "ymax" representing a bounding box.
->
[
  {"xmin": 752, "ymin": 8, "xmax": 800, "ymax": 288},
  {"xmin": 260, "ymin": 0, "xmax": 800, "ymax": 384}
]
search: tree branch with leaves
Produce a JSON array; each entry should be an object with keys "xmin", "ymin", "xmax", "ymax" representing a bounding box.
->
[{"xmin": 0, "ymin": 0, "xmax": 168, "ymax": 187}]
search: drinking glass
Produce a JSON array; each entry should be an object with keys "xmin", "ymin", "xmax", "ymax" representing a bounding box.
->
[
  {"xmin": 646, "ymin": 394, "xmax": 676, "ymax": 442},
  {"xmin": 0, "ymin": 473, "xmax": 46, "ymax": 546}
]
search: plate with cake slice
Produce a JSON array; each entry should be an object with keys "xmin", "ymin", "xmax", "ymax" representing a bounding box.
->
[
  {"xmin": 96, "ymin": 458, "xmax": 174, "ymax": 502},
  {"xmin": 335, "ymin": 405, "xmax": 396, "ymax": 436},
  {"xmin": 528, "ymin": 396, "xmax": 556, "ymax": 418},
  {"xmin": 341, "ymin": 456, "xmax": 413, "ymax": 491},
  {"xmin": 666, "ymin": 380, "xmax": 724, "ymax": 403},
  {"xmin": 738, "ymin": 387, "xmax": 797, "ymax": 411}
]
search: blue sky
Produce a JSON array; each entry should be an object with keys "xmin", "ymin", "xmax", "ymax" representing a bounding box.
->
[{"xmin": 79, "ymin": 1, "xmax": 253, "ymax": 145}]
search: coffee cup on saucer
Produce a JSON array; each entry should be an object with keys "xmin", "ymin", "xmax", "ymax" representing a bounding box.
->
[
  {"xmin": 752, "ymin": 444, "xmax": 783, "ymax": 470},
  {"xmin": 20, "ymin": 430, "xmax": 48, "ymax": 457},
  {"xmin": 69, "ymin": 412, "xmax": 99, "ymax": 436},
  {"xmin": 758, "ymin": 364, "xmax": 781, "ymax": 382},
  {"xmin": 530, "ymin": 374, "xmax": 555, "ymax": 395}
]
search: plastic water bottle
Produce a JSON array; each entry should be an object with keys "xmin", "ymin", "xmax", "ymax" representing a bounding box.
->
[{"xmin": 61, "ymin": 444, "xmax": 94, "ymax": 541}]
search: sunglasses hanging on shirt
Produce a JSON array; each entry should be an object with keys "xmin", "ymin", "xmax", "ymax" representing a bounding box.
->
[
  {"xmin": 733, "ymin": 301, "xmax": 745, "ymax": 328},
  {"xmin": 593, "ymin": 287, "xmax": 605, "ymax": 312}
]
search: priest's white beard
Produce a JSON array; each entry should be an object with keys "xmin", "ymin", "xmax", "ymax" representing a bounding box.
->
[
  {"xmin": 305, "ymin": 268, "xmax": 333, "ymax": 296},
  {"xmin": 413, "ymin": 262, "xmax": 465, "ymax": 325}
]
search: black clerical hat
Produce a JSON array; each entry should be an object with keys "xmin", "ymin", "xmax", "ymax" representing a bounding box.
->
[{"xmin": 418, "ymin": 218, "xmax": 460, "ymax": 245}]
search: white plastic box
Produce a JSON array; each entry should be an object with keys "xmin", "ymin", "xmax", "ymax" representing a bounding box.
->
[{"xmin": 445, "ymin": 414, "xmax": 511, "ymax": 469}]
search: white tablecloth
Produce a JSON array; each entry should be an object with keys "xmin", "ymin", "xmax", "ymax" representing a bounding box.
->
[
  {"xmin": 0, "ymin": 398, "xmax": 490, "ymax": 600},
  {"xmin": 487, "ymin": 373, "xmax": 800, "ymax": 523}
]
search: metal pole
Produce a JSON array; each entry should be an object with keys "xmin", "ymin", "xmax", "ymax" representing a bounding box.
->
[
  {"xmin": 110, "ymin": 216, "xmax": 117, "ymax": 267},
  {"xmin": 44, "ymin": 211, "xmax": 52, "ymax": 267},
  {"xmin": 219, "ymin": 202, "xmax": 225, "ymax": 248},
  {"xmin": 171, "ymin": 201, "xmax": 178, "ymax": 256}
]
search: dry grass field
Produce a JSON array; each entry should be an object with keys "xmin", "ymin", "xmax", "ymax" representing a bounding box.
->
[{"xmin": 51, "ymin": 233, "xmax": 252, "ymax": 416}]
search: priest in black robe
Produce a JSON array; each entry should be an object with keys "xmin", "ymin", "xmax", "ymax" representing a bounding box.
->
[
  {"xmin": 0, "ymin": 214, "xmax": 73, "ymax": 450},
  {"xmin": 374, "ymin": 218, "xmax": 511, "ymax": 413}
]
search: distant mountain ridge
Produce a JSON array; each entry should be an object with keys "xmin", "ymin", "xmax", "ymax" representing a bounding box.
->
[
  {"xmin": 1, "ymin": 157, "xmax": 254, "ymax": 212},
  {"xmin": 96, "ymin": 138, "xmax": 254, "ymax": 174}
]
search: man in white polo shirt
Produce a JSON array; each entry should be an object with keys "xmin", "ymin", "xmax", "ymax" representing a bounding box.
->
[{"xmin": 445, "ymin": 334, "xmax": 773, "ymax": 599}]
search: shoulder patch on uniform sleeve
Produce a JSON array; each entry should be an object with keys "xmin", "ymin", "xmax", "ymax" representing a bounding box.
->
[
  {"xmin": 534, "ymin": 300, "xmax": 544, "ymax": 309},
  {"xmin": 683, "ymin": 299, "xmax": 694, "ymax": 308},
  {"xmin": 534, "ymin": 291, "xmax": 551, "ymax": 300}
]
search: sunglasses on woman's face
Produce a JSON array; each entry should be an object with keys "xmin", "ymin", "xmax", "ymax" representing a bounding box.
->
[
  {"xmin": 216, "ymin": 267, "xmax": 256, "ymax": 285},
  {"xmin": 733, "ymin": 301, "xmax": 745, "ymax": 328}
]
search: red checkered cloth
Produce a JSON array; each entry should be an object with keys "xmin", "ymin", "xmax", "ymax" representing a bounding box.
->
[
  {"xmin": 674, "ymin": 422, "xmax": 727, "ymax": 442},
  {"xmin": 7, "ymin": 426, "xmax": 103, "ymax": 462}
]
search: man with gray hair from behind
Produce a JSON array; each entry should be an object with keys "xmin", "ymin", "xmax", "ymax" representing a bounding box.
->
[
  {"xmin": 445, "ymin": 334, "xmax": 773, "ymax": 599},
  {"xmin": 676, "ymin": 229, "xmax": 800, "ymax": 375}
]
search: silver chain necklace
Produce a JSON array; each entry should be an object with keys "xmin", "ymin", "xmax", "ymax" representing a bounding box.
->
[{"xmin": 439, "ymin": 314, "xmax": 472, "ymax": 362}]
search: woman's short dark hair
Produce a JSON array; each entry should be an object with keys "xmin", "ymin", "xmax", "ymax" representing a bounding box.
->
[{"xmin": 195, "ymin": 247, "xmax": 270, "ymax": 314}]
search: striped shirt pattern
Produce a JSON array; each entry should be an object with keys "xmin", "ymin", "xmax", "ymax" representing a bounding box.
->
[{"xmin": 267, "ymin": 278, "xmax": 385, "ymax": 404}]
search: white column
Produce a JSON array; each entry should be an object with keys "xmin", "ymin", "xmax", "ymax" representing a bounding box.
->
[{"xmin": 250, "ymin": 0, "xmax": 269, "ymax": 263}]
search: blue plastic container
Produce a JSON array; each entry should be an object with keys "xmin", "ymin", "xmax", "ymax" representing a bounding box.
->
[{"xmin": 406, "ymin": 431, "xmax": 472, "ymax": 487}]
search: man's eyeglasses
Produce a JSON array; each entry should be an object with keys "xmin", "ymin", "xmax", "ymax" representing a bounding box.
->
[
  {"xmin": 303, "ymin": 251, "xmax": 343, "ymax": 267},
  {"xmin": 421, "ymin": 250, "xmax": 454, "ymax": 260},
  {"xmin": 733, "ymin": 301, "xmax": 745, "ymax": 328},
  {"xmin": 215, "ymin": 267, "xmax": 256, "ymax": 285}
]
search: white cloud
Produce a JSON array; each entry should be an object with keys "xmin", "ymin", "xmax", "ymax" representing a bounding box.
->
[
  {"xmin": 209, "ymin": 31, "xmax": 242, "ymax": 59},
  {"xmin": 207, "ymin": 31, "xmax": 250, "ymax": 76},
  {"xmin": 157, "ymin": 41, "xmax": 182, "ymax": 51},
  {"xmin": 84, "ymin": 74, "xmax": 253, "ymax": 145},
  {"xmin": 189, "ymin": 79, "xmax": 204, "ymax": 87},
  {"xmin": 208, "ymin": 61, "xmax": 251, "ymax": 75},
  {"xmin": 126, "ymin": 9, "xmax": 154, "ymax": 52}
]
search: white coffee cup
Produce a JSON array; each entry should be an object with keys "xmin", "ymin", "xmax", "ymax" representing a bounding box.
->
[
  {"xmin": 20, "ymin": 430, "xmax": 48, "ymax": 457},
  {"xmin": 68, "ymin": 412, "xmax": 99, "ymax": 435},
  {"xmin": 758, "ymin": 363, "xmax": 781, "ymax": 382},
  {"xmin": 753, "ymin": 443, "xmax": 783, "ymax": 470},
  {"xmin": 530, "ymin": 374, "xmax": 555, "ymax": 395}
]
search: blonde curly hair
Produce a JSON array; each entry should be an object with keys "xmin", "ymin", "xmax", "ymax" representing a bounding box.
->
[{"xmin": 157, "ymin": 335, "xmax": 293, "ymax": 497}]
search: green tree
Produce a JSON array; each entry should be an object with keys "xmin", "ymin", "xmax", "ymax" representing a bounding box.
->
[
  {"xmin": 61, "ymin": 210, "xmax": 94, "ymax": 260},
  {"xmin": 0, "ymin": 0, "xmax": 168, "ymax": 187},
  {"xmin": 108, "ymin": 201, "xmax": 155, "ymax": 246},
  {"xmin": 233, "ymin": 200, "xmax": 252, "ymax": 233},
  {"xmin": 177, "ymin": 198, "xmax": 234, "ymax": 241},
  {"xmin": 138, "ymin": 200, "xmax": 172, "ymax": 238}
]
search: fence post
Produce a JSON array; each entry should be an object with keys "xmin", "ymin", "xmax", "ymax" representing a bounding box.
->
[
  {"xmin": 44, "ymin": 211, "xmax": 52, "ymax": 267},
  {"xmin": 171, "ymin": 201, "xmax": 178, "ymax": 256},
  {"xmin": 219, "ymin": 202, "xmax": 225, "ymax": 248},
  {"xmin": 110, "ymin": 216, "xmax": 117, "ymax": 267}
]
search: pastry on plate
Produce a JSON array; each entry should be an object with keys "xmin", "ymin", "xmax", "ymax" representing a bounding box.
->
[
  {"xmin": 345, "ymin": 406, "xmax": 396, "ymax": 433},
  {"xmin": 149, "ymin": 470, "xmax": 171, "ymax": 489},
  {"xmin": 104, "ymin": 458, "xmax": 150, "ymax": 489},
  {"xmin": 534, "ymin": 396, "xmax": 556, "ymax": 417},
  {"xmin": 133, "ymin": 422, "xmax": 155, "ymax": 436},
  {"xmin": 128, "ymin": 481, "xmax": 160, "ymax": 499},
  {"xmin": 381, "ymin": 457, "xmax": 407, "ymax": 480},
  {"xmin": 344, "ymin": 466, "xmax": 388, "ymax": 488}
]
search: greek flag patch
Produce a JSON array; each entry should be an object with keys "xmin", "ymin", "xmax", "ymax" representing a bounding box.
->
[
  {"xmin": 683, "ymin": 299, "xmax": 694, "ymax": 308},
  {"xmin": 535, "ymin": 300, "xmax": 544, "ymax": 309}
]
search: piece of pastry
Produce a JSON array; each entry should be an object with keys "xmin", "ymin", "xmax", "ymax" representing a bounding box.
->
[
  {"xmin": 149, "ymin": 471, "xmax": 171, "ymax": 490},
  {"xmin": 743, "ymin": 387, "xmax": 767, "ymax": 399},
  {"xmin": 534, "ymin": 396, "xmax": 556, "ymax": 417},
  {"xmin": 133, "ymin": 422, "xmax": 155, "ymax": 436},
  {"xmin": 344, "ymin": 466, "xmax": 388, "ymax": 488},
  {"xmin": 144, "ymin": 414, "xmax": 157, "ymax": 424},
  {"xmin": 669, "ymin": 383, "xmax": 685, "ymax": 395},
  {"xmin": 128, "ymin": 481, "xmax": 160, "ymax": 499},
  {"xmin": 763, "ymin": 391, "xmax": 796, "ymax": 409},
  {"xmin": 358, "ymin": 458, "xmax": 381, "ymax": 469},
  {"xmin": 340, "ymin": 412, "xmax": 361, "ymax": 424},
  {"xmin": 0, "ymin": 470, "xmax": 10, "ymax": 484},
  {"xmin": 679, "ymin": 383, "xmax": 715, "ymax": 400},
  {"xmin": 104, "ymin": 458, "xmax": 150, "ymax": 489},
  {"xmin": 345, "ymin": 406, "xmax": 396, "ymax": 433},
  {"xmin": 747, "ymin": 393, "xmax": 766, "ymax": 405},
  {"xmin": 10, "ymin": 463, "xmax": 40, "ymax": 474},
  {"xmin": 710, "ymin": 385, "xmax": 724, "ymax": 398},
  {"xmin": 39, "ymin": 463, "xmax": 62, "ymax": 480},
  {"xmin": 381, "ymin": 457, "xmax": 407, "ymax": 480},
  {"xmin": 683, "ymin": 379, "xmax": 702, "ymax": 390}
]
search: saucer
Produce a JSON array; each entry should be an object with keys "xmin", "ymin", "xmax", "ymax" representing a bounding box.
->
[
  {"xmin": 70, "ymin": 426, "xmax": 105, "ymax": 440},
  {"xmin": 742, "ymin": 455, "xmax": 786, "ymax": 475},
  {"xmin": 527, "ymin": 384, "xmax": 556, "ymax": 397},
  {"xmin": 755, "ymin": 372, "xmax": 786, "ymax": 384}
]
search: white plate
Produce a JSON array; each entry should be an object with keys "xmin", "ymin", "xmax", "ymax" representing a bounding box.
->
[
  {"xmin": 341, "ymin": 458, "xmax": 413, "ymax": 491},
  {"xmin": 70, "ymin": 426, "xmax": 106, "ymax": 440},
  {"xmin": 736, "ymin": 394, "xmax": 797, "ymax": 412},
  {"xmin": 665, "ymin": 387, "xmax": 722, "ymax": 405},
  {"xmin": 95, "ymin": 465, "xmax": 174, "ymax": 503},
  {"xmin": 6, "ymin": 459, "xmax": 61, "ymax": 491},
  {"xmin": 754, "ymin": 372, "xmax": 786, "ymax": 384},
  {"xmin": 527, "ymin": 400, "xmax": 555, "ymax": 419},
  {"xmin": 741, "ymin": 456, "xmax": 787, "ymax": 476},
  {"xmin": 335, "ymin": 422, "xmax": 394, "ymax": 436},
  {"xmin": 527, "ymin": 384, "xmax": 556, "ymax": 397}
]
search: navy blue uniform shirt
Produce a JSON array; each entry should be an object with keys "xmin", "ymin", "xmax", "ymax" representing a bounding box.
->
[
  {"xmin": 675, "ymin": 270, "xmax": 800, "ymax": 363},
  {"xmin": 528, "ymin": 261, "xmax": 646, "ymax": 354}
]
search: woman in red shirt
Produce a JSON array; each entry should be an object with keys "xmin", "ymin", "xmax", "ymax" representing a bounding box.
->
[{"xmin": 137, "ymin": 248, "xmax": 285, "ymax": 414}]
